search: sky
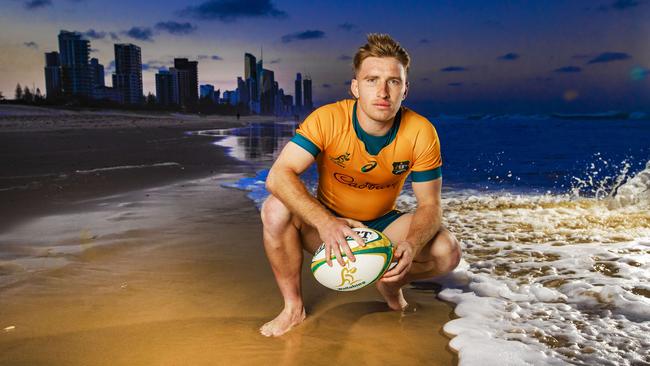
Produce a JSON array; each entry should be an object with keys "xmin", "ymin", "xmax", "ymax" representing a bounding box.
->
[{"xmin": 0, "ymin": 0, "xmax": 648, "ymax": 113}]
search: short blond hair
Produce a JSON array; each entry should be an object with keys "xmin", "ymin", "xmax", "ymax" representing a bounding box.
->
[{"xmin": 353, "ymin": 33, "xmax": 410, "ymax": 76}]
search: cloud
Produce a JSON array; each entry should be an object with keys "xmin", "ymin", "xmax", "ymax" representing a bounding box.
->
[
  {"xmin": 179, "ymin": 0, "xmax": 287, "ymax": 22},
  {"xmin": 24, "ymin": 0, "xmax": 51, "ymax": 9},
  {"xmin": 338, "ymin": 54, "xmax": 352, "ymax": 61},
  {"xmin": 554, "ymin": 66, "xmax": 582, "ymax": 73},
  {"xmin": 587, "ymin": 52, "xmax": 631, "ymax": 64},
  {"xmin": 611, "ymin": 0, "xmax": 642, "ymax": 10},
  {"xmin": 595, "ymin": 0, "xmax": 643, "ymax": 11},
  {"xmin": 498, "ymin": 52, "xmax": 519, "ymax": 61},
  {"xmin": 198, "ymin": 54, "xmax": 223, "ymax": 61},
  {"xmin": 448, "ymin": 82, "xmax": 463, "ymax": 87},
  {"xmin": 321, "ymin": 83, "xmax": 331, "ymax": 88},
  {"xmin": 268, "ymin": 58, "xmax": 281, "ymax": 64},
  {"xmin": 281, "ymin": 30, "xmax": 325, "ymax": 43},
  {"xmin": 338, "ymin": 22, "xmax": 358, "ymax": 32},
  {"xmin": 142, "ymin": 60, "xmax": 167, "ymax": 72},
  {"xmin": 106, "ymin": 61, "xmax": 116, "ymax": 73},
  {"xmin": 440, "ymin": 66, "xmax": 467, "ymax": 72},
  {"xmin": 155, "ymin": 21, "xmax": 197, "ymax": 35},
  {"xmin": 83, "ymin": 29, "xmax": 107, "ymax": 40},
  {"xmin": 124, "ymin": 27, "xmax": 154, "ymax": 42},
  {"xmin": 23, "ymin": 41, "xmax": 38, "ymax": 49}
]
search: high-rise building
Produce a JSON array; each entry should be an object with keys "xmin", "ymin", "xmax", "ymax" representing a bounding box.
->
[
  {"xmin": 237, "ymin": 77, "xmax": 249, "ymax": 107},
  {"xmin": 89, "ymin": 58, "xmax": 105, "ymax": 89},
  {"xmin": 44, "ymin": 51, "xmax": 62, "ymax": 98},
  {"xmin": 303, "ymin": 77, "xmax": 313, "ymax": 111},
  {"xmin": 261, "ymin": 68, "xmax": 275, "ymax": 114},
  {"xmin": 112, "ymin": 44, "xmax": 143, "ymax": 104},
  {"xmin": 155, "ymin": 69, "xmax": 174, "ymax": 106},
  {"xmin": 200, "ymin": 84, "xmax": 215, "ymax": 100},
  {"xmin": 173, "ymin": 58, "xmax": 198, "ymax": 106},
  {"xmin": 282, "ymin": 95, "xmax": 293, "ymax": 115},
  {"xmin": 58, "ymin": 30, "xmax": 91, "ymax": 97},
  {"xmin": 244, "ymin": 53, "xmax": 258, "ymax": 102},
  {"xmin": 169, "ymin": 67, "xmax": 189, "ymax": 106},
  {"xmin": 294, "ymin": 73, "xmax": 303, "ymax": 112}
]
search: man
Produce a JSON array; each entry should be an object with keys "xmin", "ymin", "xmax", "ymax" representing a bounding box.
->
[{"xmin": 260, "ymin": 34, "xmax": 462, "ymax": 337}]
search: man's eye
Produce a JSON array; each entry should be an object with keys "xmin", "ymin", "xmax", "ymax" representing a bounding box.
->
[{"xmin": 390, "ymin": 79, "xmax": 401, "ymax": 86}]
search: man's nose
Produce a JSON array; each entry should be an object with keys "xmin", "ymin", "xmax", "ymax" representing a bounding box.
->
[{"xmin": 377, "ymin": 81, "xmax": 389, "ymax": 98}]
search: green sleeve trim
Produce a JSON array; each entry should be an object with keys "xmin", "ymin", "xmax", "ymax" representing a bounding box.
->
[
  {"xmin": 411, "ymin": 167, "xmax": 442, "ymax": 182},
  {"xmin": 290, "ymin": 133, "xmax": 321, "ymax": 157}
]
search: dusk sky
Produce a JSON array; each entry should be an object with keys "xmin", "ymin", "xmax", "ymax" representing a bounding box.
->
[{"xmin": 1, "ymin": 0, "xmax": 648, "ymax": 113}]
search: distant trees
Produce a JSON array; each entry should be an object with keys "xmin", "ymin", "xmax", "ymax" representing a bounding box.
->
[
  {"xmin": 0, "ymin": 91, "xmax": 4, "ymax": 101},
  {"xmin": 12, "ymin": 83, "xmax": 45, "ymax": 103},
  {"xmin": 15, "ymin": 83, "xmax": 22, "ymax": 100},
  {"xmin": 145, "ymin": 92, "xmax": 156, "ymax": 106}
]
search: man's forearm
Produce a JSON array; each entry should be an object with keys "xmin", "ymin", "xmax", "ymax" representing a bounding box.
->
[
  {"xmin": 404, "ymin": 204, "xmax": 442, "ymax": 255},
  {"xmin": 266, "ymin": 166, "xmax": 333, "ymax": 229}
]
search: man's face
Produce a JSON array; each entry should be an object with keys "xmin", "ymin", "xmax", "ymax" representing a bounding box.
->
[{"xmin": 351, "ymin": 56, "xmax": 408, "ymax": 124}]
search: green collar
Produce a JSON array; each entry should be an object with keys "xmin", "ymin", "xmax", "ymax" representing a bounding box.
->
[{"xmin": 352, "ymin": 101, "xmax": 401, "ymax": 156}]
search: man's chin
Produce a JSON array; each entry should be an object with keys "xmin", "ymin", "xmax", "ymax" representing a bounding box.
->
[{"xmin": 369, "ymin": 109, "xmax": 398, "ymax": 123}]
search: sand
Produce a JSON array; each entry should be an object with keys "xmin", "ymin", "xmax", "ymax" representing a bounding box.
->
[{"xmin": 0, "ymin": 105, "xmax": 456, "ymax": 365}]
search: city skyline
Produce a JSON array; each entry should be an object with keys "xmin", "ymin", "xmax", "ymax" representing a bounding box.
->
[{"xmin": 0, "ymin": 0, "xmax": 648, "ymax": 113}]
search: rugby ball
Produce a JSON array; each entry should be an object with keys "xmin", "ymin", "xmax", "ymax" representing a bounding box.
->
[{"xmin": 310, "ymin": 228, "xmax": 394, "ymax": 291}]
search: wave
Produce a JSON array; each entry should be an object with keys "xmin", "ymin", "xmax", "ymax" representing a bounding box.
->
[{"xmin": 75, "ymin": 162, "xmax": 182, "ymax": 174}]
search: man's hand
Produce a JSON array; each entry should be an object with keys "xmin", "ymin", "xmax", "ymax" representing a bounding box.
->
[
  {"xmin": 380, "ymin": 241, "xmax": 415, "ymax": 283},
  {"xmin": 317, "ymin": 217, "xmax": 367, "ymax": 267}
]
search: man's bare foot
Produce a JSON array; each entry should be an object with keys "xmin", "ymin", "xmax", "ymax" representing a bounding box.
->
[
  {"xmin": 260, "ymin": 306, "xmax": 306, "ymax": 337},
  {"xmin": 376, "ymin": 280, "xmax": 408, "ymax": 311}
]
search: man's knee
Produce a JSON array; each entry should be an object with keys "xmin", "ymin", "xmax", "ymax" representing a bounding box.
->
[
  {"xmin": 261, "ymin": 195, "xmax": 292, "ymax": 234},
  {"xmin": 430, "ymin": 230, "xmax": 462, "ymax": 273}
]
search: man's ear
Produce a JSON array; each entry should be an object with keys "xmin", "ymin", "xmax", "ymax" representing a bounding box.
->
[
  {"xmin": 350, "ymin": 78, "xmax": 359, "ymax": 99},
  {"xmin": 403, "ymin": 80, "xmax": 409, "ymax": 100}
]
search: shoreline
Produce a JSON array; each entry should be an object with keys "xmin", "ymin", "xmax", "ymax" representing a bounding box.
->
[{"xmin": 0, "ymin": 105, "xmax": 275, "ymax": 232}]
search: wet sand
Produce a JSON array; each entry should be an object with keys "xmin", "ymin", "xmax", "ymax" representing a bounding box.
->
[{"xmin": 0, "ymin": 106, "xmax": 456, "ymax": 365}]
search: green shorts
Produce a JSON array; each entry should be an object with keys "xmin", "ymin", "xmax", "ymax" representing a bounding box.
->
[
  {"xmin": 362, "ymin": 210, "xmax": 405, "ymax": 232},
  {"xmin": 324, "ymin": 204, "xmax": 405, "ymax": 233}
]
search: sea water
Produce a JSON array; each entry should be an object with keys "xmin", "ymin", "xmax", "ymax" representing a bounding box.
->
[{"xmin": 220, "ymin": 115, "xmax": 650, "ymax": 365}]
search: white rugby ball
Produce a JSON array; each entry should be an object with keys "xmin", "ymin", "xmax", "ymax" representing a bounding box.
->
[{"xmin": 310, "ymin": 228, "xmax": 394, "ymax": 291}]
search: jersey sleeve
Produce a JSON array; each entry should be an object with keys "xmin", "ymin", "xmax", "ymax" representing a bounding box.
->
[
  {"xmin": 290, "ymin": 110, "xmax": 325, "ymax": 157},
  {"xmin": 410, "ymin": 123, "xmax": 443, "ymax": 182}
]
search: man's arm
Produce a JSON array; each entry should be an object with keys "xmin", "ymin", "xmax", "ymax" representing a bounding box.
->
[
  {"xmin": 381, "ymin": 178, "xmax": 442, "ymax": 282},
  {"xmin": 404, "ymin": 178, "xmax": 442, "ymax": 254},
  {"xmin": 266, "ymin": 142, "xmax": 366, "ymax": 265}
]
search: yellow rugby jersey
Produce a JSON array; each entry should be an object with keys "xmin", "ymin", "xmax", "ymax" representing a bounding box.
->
[{"xmin": 291, "ymin": 99, "xmax": 442, "ymax": 221}]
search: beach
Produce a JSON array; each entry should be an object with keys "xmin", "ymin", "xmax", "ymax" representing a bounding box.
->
[{"xmin": 0, "ymin": 105, "xmax": 457, "ymax": 366}]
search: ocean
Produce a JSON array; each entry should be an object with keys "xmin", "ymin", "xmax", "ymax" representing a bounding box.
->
[{"xmin": 219, "ymin": 114, "xmax": 650, "ymax": 366}]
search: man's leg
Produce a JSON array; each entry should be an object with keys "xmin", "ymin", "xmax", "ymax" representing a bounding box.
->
[
  {"xmin": 377, "ymin": 214, "xmax": 462, "ymax": 310},
  {"xmin": 259, "ymin": 194, "xmax": 321, "ymax": 337}
]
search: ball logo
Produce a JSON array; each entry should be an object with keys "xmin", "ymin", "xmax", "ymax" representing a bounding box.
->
[
  {"xmin": 338, "ymin": 260, "xmax": 362, "ymax": 287},
  {"xmin": 361, "ymin": 161, "xmax": 378, "ymax": 173}
]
